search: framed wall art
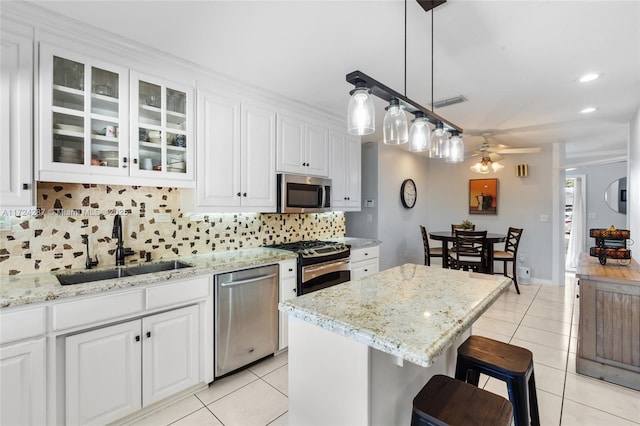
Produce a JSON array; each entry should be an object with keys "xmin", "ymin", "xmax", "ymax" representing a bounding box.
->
[{"xmin": 469, "ymin": 178, "xmax": 498, "ymax": 215}]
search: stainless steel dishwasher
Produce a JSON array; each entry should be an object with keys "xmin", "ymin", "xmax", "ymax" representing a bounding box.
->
[{"xmin": 215, "ymin": 264, "xmax": 279, "ymax": 377}]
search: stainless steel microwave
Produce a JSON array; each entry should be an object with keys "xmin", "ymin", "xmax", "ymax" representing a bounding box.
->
[{"xmin": 277, "ymin": 174, "xmax": 331, "ymax": 213}]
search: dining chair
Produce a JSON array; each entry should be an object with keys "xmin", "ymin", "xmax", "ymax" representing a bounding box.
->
[
  {"xmin": 420, "ymin": 225, "xmax": 443, "ymax": 266},
  {"xmin": 493, "ymin": 227, "xmax": 523, "ymax": 294},
  {"xmin": 449, "ymin": 230, "xmax": 488, "ymax": 272}
]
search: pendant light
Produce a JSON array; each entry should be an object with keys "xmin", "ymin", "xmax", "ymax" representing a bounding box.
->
[
  {"xmin": 408, "ymin": 112, "xmax": 431, "ymax": 152},
  {"xmin": 347, "ymin": 81, "xmax": 375, "ymax": 135},
  {"xmin": 446, "ymin": 130, "xmax": 464, "ymax": 163},
  {"xmin": 383, "ymin": 98, "xmax": 409, "ymax": 145},
  {"xmin": 429, "ymin": 121, "xmax": 449, "ymax": 158}
]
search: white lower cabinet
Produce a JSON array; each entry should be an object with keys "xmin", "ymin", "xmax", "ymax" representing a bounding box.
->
[
  {"xmin": 278, "ymin": 260, "xmax": 297, "ymax": 350},
  {"xmin": 350, "ymin": 246, "xmax": 380, "ymax": 280},
  {"xmin": 0, "ymin": 338, "xmax": 46, "ymax": 426},
  {"xmin": 65, "ymin": 305, "xmax": 199, "ymax": 425}
]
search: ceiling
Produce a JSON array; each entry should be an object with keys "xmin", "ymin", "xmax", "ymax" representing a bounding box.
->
[{"xmin": 22, "ymin": 0, "xmax": 640, "ymax": 165}]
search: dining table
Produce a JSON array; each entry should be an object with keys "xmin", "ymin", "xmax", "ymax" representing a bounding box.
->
[{"xmin": 429, "ymin": 231, "xmax": 507, "ymax": 274}]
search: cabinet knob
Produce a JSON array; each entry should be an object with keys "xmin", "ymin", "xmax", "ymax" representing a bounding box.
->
[
  {"xmin": 135, "ymin": 335, "xmax": 140, "ymax": 342},
  {"xmin": 237, "ymin": 192, "xmax": 242, "ymax": 197},
  {"xmin": 364, "ymin": 269, "xmax": 368, "ymax": 272},
  {"xmin": 292, "ymin": 289, "xmax": 297, "ymax": 293},
  {"xmin": 22, "ymin": 183, "xmax": 30, "ymax": 190},
  {"xmin": 123, "ymin": 157, "xmax": 128, "ymax": 163},
  {"xmin": 364, "ymin": 253, "xmax": 369, "ymax": 256},
  {"xmin": 243, "ymin": 193, "xmax": 247, "ymax": 197},
  {"xmin": 146, "ymin": 331, "xmax": 151, "ymax": 338},
  {"xmin": 133, "ymin": 158, "xmax": 138, "ymax": 164},
  {"xmin": 576, "ymin": 294, "xmax": 580, "ymax": 299},
  {"xmin": 288, "ymin": 268, "xmax": 293, "ymax": 272}
]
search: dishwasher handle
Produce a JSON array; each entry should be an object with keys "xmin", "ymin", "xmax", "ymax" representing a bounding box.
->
[{"xmin": 218, "ymin": 273, "xmax": 278, "ymax": 287}]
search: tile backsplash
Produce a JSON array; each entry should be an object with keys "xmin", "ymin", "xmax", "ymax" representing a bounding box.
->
[{"xmin": 0, "ymin": 182, "xmax": 345, "ymax": 276}]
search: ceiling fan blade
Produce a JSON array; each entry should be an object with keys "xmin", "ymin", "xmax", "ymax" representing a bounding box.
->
[
  {"xmin": 493, "ymin": 147, "xmax": 542, "ymax": 154},
  {"xmin": 488, "ymin": 152, "xmax": 503, "ymax": 162}
]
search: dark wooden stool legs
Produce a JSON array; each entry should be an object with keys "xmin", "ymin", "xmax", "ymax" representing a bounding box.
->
[
  {"xmin": 411, "ymin": 374, "xmax": 513, "ymax": 426},
  {"xmin": 455, "ymin": 335, "xmax": 540, "ymax": 426}
]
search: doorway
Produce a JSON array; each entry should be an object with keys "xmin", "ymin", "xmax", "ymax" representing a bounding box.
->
[{"xmin": 565, "ymin": 175, "xmax": 586, "ymax": 271}]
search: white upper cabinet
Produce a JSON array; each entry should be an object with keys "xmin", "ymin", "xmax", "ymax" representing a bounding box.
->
[
  {"xmin": 38, "ymin": 44, "xmax": 195, "ymax": 187},
  {"xmin": 39, "ymin": 43, "xmax": 130, "ymax": 180},
  {"xmin": 196, "ymin": 89, "xmax": 276, "ymax": 212},
  {"xmin": 1, "ymin": 21, "xmax": 34, "ymax": 211},
  {"xmin": 130, "ymin": 71, "xmax": 194, "ymax": 183},
  {"xmin": 330, "ymin": 130, "xmax": 361, "ymax": 211},
  {"xmin": 276, "ymin": 113, "xmax": 329, "ymax": 177}
]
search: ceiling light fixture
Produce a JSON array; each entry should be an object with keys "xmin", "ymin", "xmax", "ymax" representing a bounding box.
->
[
  {"xmin": 347, "ymin": 81, "xmax": 375, "ymax": 135},
  {"xmin": 446, "ymin": 130, "xmax": 464, "ymax": 163},
  {"xmin": 409, "ymin": 111, "xmax": 431, "ymax": 152},
  {"xmin": 346, "ymin": 0, "xmax": 462, "ymax": 154},
  {"xmin": 470, "ymin": 155, "xmax": 504, "ymax": 174},
  {"xmin": 581, "ymin": 107, "xmax": 598, "ymax": 114},
  {"xmin": 578, "ymin": 73, "xmax": 601, "ymax": 83}
]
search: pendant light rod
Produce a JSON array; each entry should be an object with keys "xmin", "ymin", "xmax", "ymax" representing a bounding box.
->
[{"xmin": 346, "ymin": 70, "xmax": 463, "ymax": 133}]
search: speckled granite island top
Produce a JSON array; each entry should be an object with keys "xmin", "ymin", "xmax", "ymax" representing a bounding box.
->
[
  {"xmin": 280, "ymin": 263, "xmax": 512, "ymax": 367},
  {"xmin": 0, "ymin": 248, "xmax": 297, "ymax": 308}
]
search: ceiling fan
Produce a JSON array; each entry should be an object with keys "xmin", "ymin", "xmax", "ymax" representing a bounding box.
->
[
  {"xmin": 469, "ymin": 133, "xmax": 542, "ymax": 161},
  {"xmin": 467, "ymin": 133, "xmax": 541, "ymax": 174}
]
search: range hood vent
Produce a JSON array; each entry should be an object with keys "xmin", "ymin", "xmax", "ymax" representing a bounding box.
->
[{"xmin": 432, "ymin": 95, "xmax": 467, "ymax": 109}]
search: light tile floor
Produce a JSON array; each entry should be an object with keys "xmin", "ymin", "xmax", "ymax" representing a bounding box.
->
[{"xmin": 128, "ymin": 274, "xmax": 640, "ymax": 426}]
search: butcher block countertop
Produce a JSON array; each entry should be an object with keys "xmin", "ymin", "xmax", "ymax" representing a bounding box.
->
[
  {"xmin": 576, "ymin": 253, "xmax": 640, "ymax": 285},
  {"xmin": 280, "ymin": 263, "xmax": 512, "ymax": 367}
]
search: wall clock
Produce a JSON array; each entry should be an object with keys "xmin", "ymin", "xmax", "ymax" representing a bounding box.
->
[{"xmin": 400, "ymin": 178, "xmax": 417, "ymax": 209}]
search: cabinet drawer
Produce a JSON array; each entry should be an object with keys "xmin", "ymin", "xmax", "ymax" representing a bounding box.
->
[
  {"xmin": 52, "ymin": 290, "xmax": 144, "ymax": 331},
  {"xmin": 146, "ymin": 276, "xmax": 210, "ymax": 310},
  {"xmin": 350, "ymin": 246, "xmax": 379, "ymax": 263},
  {"xmin": 280, "ymin": 261, "xmax": 297, "ymax": 279},
  {"xmin": 0, "ymin": 306, "xmax": 46, "ymax": 344}
]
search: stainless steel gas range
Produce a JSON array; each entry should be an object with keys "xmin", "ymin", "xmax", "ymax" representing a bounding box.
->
[{"xmin": 268, "ymin": 240, "xmax": 351, "ymax": 295}]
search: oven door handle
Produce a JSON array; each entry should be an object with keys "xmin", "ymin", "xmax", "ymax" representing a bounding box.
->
[{"xmin": 303, "ymin": 259, "xmax": 351, "ymax": 282}]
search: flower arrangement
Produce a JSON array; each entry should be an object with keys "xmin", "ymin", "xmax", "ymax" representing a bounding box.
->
[{"xmin": 461, "ymin": 220, "xmax": 474, "ymax": 230}]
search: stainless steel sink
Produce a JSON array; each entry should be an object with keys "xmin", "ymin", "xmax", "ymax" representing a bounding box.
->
[
  {"xmin": 57, "ymin": 268, "xmax": 134, "ymax": 285},
  {"xmin": 56, "ymin": 261, "xmax": 193, "ymax": 285},
  {"xmin": 125, "ymin": 260, "xmax": 192, "ymax": 275}
]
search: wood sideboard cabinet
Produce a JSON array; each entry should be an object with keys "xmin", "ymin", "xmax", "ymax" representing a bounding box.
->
[{"xmin": 576, "ymin": 253, "xmax": 640, "ymax": 391}]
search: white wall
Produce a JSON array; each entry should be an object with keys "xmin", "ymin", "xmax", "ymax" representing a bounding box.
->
[
  {"xmin": 345, "ymin": 142, "xmax": 378, "ymax": 239},
  {"xmin": 346, "ymin": 143, "xmax": 431, "ymax": 271}
]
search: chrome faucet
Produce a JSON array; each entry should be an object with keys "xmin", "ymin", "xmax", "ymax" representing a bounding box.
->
[{"xmin": 112, "ymin": 214, "xmax": 133, "ymax": 266}]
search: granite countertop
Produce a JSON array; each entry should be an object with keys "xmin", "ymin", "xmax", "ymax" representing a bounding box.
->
[
  {"xmin": 0, "ymin": 248, "xmax": 297, "ymax": 309},
  {"xmin": 279, "ymin": 263, "xmax": 511, "ymax": 367},
  {"xmin": 329, "ymin": 237, "xmax": 382, "ymax": 250}
]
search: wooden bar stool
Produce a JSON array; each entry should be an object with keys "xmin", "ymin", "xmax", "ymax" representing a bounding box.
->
[
  {"xmin": 455, "ymin": 335, "xmax": 540, "ymax": 426},
  {"xmin": 411, "ymin": 374, "xmax": 513, "ymax": 426}
]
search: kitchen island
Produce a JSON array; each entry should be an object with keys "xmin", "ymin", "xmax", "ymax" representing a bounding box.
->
[{"xmin": 279, "ymin": 263, "xmax": 512, "ymax": 425}]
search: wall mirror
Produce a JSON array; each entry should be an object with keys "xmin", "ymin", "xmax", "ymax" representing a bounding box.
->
[{"xmin": 604, "ymin": 176, "xmax": 627, "ymax": 214}]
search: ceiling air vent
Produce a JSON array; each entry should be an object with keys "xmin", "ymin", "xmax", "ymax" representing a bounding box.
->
[{"xmin": 432, "ymin": 95, "xmax": 467, "ymax": 109}]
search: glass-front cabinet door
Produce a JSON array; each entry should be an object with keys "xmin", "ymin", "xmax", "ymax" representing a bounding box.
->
[
  {"xmin": 39, "ymin": 44, "xmax": 129, "ymax": 178},
  {"xmin": 130, "ymin": 71, "xmax": 193, "ymax": 181}
]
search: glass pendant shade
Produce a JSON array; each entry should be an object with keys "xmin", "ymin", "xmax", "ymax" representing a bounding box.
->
[
  {"xmin": 408, "ymin": 112, "xmax": 431, "ymax": 152},
  {"xmin": 429, "ymin": 121, "xmax": 449, "ymax": 158},
  {"xmin": 446, "ymin": 130, "xmax": 464, "ymax": 163},
  {"xmin": 491, "ymin": 161, "xmax": 504, "ymax": 172},
  {"xmin": 347, "ymin": 82, "xmax": 375, "ymax": 135},
  {"xmin": 383, "ymin": 98, "xmax": 408, "ymax": 145}
]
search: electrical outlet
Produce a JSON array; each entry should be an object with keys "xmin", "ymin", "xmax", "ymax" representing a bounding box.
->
[
  {"xmin": 366, "ymin": 213, "xmax": 372, "ymax": 222},
  {"xmin": 519, "ymin": 254, "xmax": 525, "ymax": 262},
  {"xmin": 154, "ymin": 213, "xmax": 171, "ymax": 223},
  {"xmin": 364, "ymin": 199, "xmax": 375, "ymax": 208}
]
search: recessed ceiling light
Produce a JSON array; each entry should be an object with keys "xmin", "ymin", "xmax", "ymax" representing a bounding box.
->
[
  {"xmin": 581, "ymin": 107, "xmax": 598, "ymax": 114},
  {"xmin": 577, "ymin": 73, "xmax": 601, "ymax": 83}
]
